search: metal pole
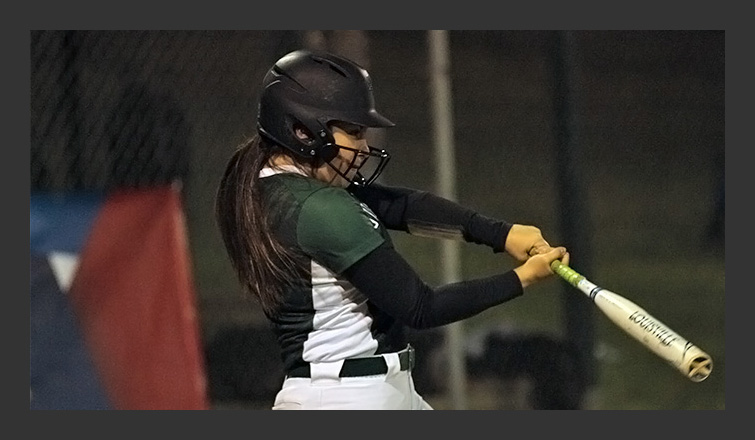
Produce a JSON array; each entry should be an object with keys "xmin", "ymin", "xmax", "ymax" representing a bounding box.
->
[
  {"xmin": 427, "ymin": 30, "xmax": 467, "ymax": 410},
  {"xmin": 550, "ymin": 30, "xmax": 595, "ymax": 399}
]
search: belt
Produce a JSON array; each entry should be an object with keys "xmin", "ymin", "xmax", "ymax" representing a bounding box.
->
[{"xmin": 287, "ymin": 345, "xmax": 415, "ymax": 378}]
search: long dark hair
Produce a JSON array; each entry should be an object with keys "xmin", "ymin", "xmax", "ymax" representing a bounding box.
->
[{"xmin": 215, "ymin": 135, "xmax": 304, "ymax": 317}]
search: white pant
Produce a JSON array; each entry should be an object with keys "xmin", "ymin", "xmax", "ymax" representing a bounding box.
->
[{"xmin": 272, "ymin": 351, "xmax": 433, "ymax": 410}]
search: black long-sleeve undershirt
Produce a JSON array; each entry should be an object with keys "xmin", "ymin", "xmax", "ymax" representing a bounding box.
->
[{"xmin": 343, "ymin": 241, "xmax": 523, "ymax": 329}]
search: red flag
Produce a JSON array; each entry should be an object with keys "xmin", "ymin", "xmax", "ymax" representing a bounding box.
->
[{"xmin": 69, "ymin": 185, "xmax": 209, "ymax": 410}]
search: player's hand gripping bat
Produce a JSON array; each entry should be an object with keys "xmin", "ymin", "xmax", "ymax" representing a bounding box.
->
[{"xmin": 550, "ymin": 260, "xmax": 712, "ymax": 382}]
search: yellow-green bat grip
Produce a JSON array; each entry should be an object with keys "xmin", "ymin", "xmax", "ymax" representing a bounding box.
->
[{"xmin": 550, "ymin": 260, "xmax": 585, "ymax": 287}]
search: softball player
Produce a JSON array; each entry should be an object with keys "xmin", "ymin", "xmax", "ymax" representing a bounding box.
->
[{"xmin": 215, "ymin": 49, "xmax": 568, "ymax": 410}]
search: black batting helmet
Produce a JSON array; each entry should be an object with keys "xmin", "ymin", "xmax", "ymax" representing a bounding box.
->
[{"xmin": 257, "ymin": 49, "xmax": 395, "ymax": 162}]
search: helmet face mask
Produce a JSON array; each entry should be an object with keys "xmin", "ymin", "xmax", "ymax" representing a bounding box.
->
[
  {"xmin": 257, "ymin": 49, "xmax": 394, "ymax": 186},
  {"xmin": 324, "ymin": 144, "xmax": 391, "ymax": 188}
]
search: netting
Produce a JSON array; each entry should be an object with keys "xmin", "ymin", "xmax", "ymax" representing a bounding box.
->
[{"xmin": 30, "ymin": 30, "xmax": 303, "ymax": 191}]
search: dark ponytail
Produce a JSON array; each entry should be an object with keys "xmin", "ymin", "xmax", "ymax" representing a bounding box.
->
[{"xmin": 215, "ymin": 135, "xmax": 302, "ymax": 317}]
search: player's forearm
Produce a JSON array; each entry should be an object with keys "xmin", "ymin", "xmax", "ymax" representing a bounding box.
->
[{"xmin": 343, "ymin": 242, "xmax": 523, "ymax": 329}]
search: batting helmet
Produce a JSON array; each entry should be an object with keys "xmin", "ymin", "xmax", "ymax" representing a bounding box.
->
[{"xmin": 256, "ymin": 49, "xmax": 395, "ymax": 163}]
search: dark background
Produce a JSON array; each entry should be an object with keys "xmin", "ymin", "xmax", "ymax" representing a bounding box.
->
[{"xmin": 30, "ymin": 30, "xmax": 725, "ymax": 410}]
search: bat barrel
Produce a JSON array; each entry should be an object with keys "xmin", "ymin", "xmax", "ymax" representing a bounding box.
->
[
  {"xmin": 593, "ymin": 289, "xmax": 714, "ymax": 383},
  {"xmin": 551, "ymin": 260, "xmax": 713, "ymax": 383}
]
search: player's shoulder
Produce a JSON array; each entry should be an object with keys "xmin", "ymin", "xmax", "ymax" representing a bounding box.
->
[
  {"xmin": 299, "ymin": 183, "xmax": 364, "ymax": 222},
  {"xmin": 271, "ymin": 173, "xmax": 348, "ymax": 200},
  {"xmin": 263, "ymin": 172, "xmax": 325, "ymax": 192},
  {"xmin": 261, "ymin": 173, "xmax": 363, "ymax": 221}
]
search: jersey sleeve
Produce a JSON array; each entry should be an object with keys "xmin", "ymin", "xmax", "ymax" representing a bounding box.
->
[{"xmin": 296, "ymin": 186, "xmax": 386, "ymax": 274}]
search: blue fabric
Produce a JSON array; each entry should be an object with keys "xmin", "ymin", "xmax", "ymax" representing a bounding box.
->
[
  {"xmin": 30, "ymin": 192, "xmax": 104, "ymax": 254},
  {"xmin": 29, "ymin": 193, "xmax": 111, "ymax": 410}
]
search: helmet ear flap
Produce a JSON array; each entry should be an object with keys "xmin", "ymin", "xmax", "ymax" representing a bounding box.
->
[
  {"xmin": 290, "ymin": 122, "xmax": 337, "ymax": 161},
  {"xmin": 310, "ymin": 125, "xmax": 338, "ymax": 163}
]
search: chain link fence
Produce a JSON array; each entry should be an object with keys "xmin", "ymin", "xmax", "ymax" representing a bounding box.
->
[{"xmin": 31, "ymin": 30, "xmax": 296, "ymax": 191}]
